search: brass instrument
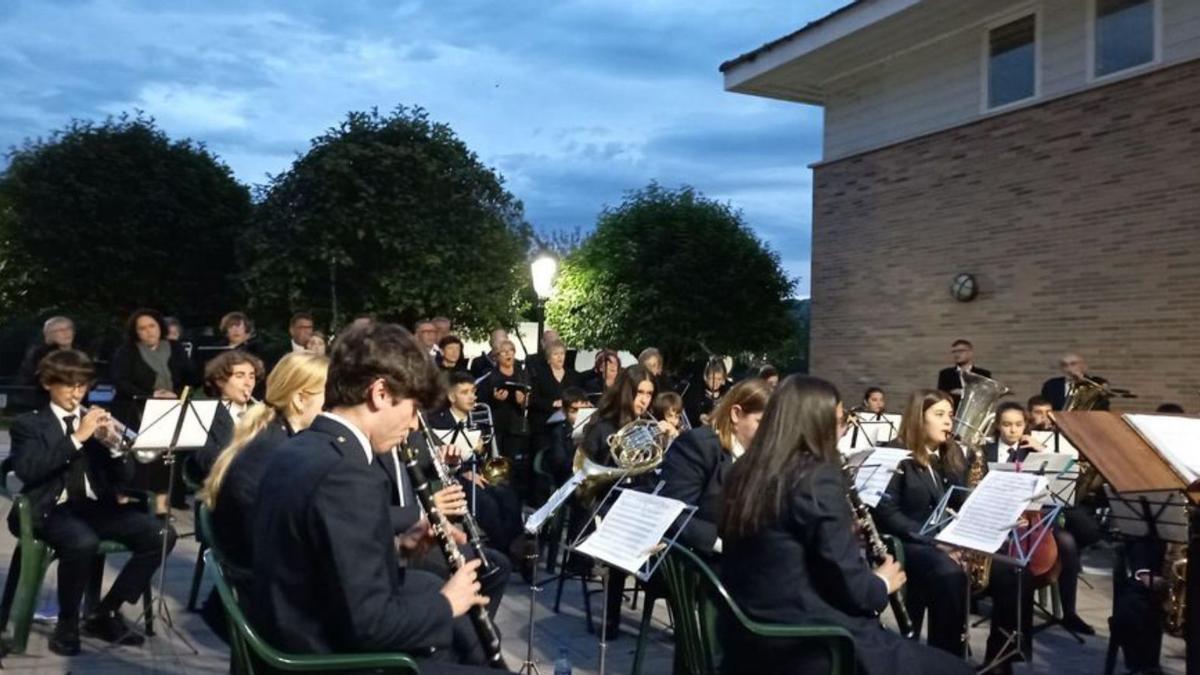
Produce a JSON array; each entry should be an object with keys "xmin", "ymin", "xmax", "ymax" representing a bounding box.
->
[
  {"xmin": 572, "ymin": 417, "xmax": 666, "ymax": 506},
  {"xmin": 1064, "ymin": 375, "xmax": 1112, "ymax": 497},
  {"xmin": 952, "ymin": 372, "xmax": 1011, "ymax": 594},
  {"xmin": 79, "ymin": 405, "xmax": 162, "ymax": 463},
  {"xmin": 467, "ymin": 403, "xmax": 510, "ymax": 485},
  {"xmin": 1164, "ymin": 542, "xmax": 1188, "ymax": 638}
]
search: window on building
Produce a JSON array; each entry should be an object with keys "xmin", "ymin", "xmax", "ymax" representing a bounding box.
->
[
  {"xmin": 1094, "ymin": 0, "xmax": 1156, "ymax": 77},
  {"xmin": 987, "ymin": 15, "xmax": 1037, "ymax": 109}
]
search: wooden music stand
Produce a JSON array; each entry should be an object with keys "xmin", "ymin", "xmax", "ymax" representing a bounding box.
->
[{"xmin": 1052, "ymin": 411, "xmax": 1199, "ymax": 675}]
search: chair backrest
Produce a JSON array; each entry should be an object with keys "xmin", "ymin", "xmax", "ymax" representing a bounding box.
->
[{"xmin": 657, "ymin": 545, "xmax": 729, "ymax": 675}]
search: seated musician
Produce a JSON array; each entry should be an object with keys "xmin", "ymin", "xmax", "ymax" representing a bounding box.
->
[
  {"xmin": 578, "ymin": 364, "xmax": 659, "ymax": 640},
  {"xmin": 1027, "ymin": 395, "xmax": 1054, "ymax": 432},
  {"xmin": 658, "ymin": 379, "xmax": 769, "ymax": 560},
  {"xmin": 755, "ymin": 363, "xmax": 779, "ymax": 391},
  {"xmin": 1111, "ymin": 538, "xmax": 1169, "ymax": 675},
  {"xmin": 651, "ymin": 391, "xmax": 686, "ymax": 445},
  {"xmin": 985, "ymin": 402, "xmax": 1094, "ymax": 635},
  {"xmin": 544, "ymin": 387, "xmax": 590, "ymax": 485},
  {"xmin": 426, "ymin": 371, "xmax": 523, "ymax": 558},
  {"xmin": 718, "ymin": 376, "xmax": 971, "ymax": 675},
  {"xmin": 1041, "ymin": 352, "xmax": 1109, "ymax": 411},
  {"xmin": 683, "ymin": 357, "xmax": 730, "ymax": 426},
  {"xmin": 249, "ymin": 322, "xmax": 495, "ymax": 671},
  {"xmin": 189, "ymin": 349, "xmax": 263, "ymax": 481},
  {"xmin": 8, "ymin": 350, "xmax": 177, "ymax": 656},
  {"xmin": 863, "ymin": 387, "xmax": 887, "ymax": 416}
]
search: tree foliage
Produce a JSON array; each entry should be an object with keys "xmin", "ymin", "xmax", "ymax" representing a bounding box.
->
[
  {"xmin": 0, "ymin": 114, "xmax": 252, "ymax": 325},
  {"xmin": 546, "ymin": 183, "xmax": 795, "ymax": 365},
  {"xmin": 241, "ymin": 106, "xmax": 531, "ymax": 333}
]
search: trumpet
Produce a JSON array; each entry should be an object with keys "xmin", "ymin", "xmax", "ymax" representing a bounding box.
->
[{"xmin": 78, "ymin": 405, "xmax": 137, "ymax": 453}]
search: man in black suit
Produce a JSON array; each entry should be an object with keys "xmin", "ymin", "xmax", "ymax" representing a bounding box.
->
[
  {"xmin": 249, "ymin": 322, "xmax": 494, "ymax": 672},
  {"xmin": 935, "ymin": 338, "xmax": 991, "ymax": 406},
  {"xmin": 8, "ymin": 350, "xmax": 176, "ymax": 656},
  {"xmin": 1112, "ymin": 538, "xmax": 1169, "ymax": 675},
  {"xmin": 1041, "ymin": 352, "xmax": 1110, "ymax": 411}
]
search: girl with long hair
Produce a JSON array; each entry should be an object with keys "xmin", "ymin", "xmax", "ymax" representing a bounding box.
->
[{"xmin": 719, "ymin": 376, "xmax": 970, "ymax": 675}]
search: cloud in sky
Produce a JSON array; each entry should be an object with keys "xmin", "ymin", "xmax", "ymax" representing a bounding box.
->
[{"xmin": 0, "ymin": 0, "xmax": 848, "ymax": 296}]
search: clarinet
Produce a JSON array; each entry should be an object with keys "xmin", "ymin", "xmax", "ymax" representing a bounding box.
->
[
  {"xmin": 843, "ymin": 464, "xmax": 915, "ymax": 639},
  {"xmin": 399, "ymin": 440, "xmax": 506, "ymax": 668},
  {"xmin": 414, "ymin": 413, "xmax": 499, "ymax": 580}
]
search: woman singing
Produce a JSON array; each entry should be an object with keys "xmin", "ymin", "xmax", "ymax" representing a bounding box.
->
[
  {"xmin": 719, "ymin": 376, "xmax": 970, "ymax": 675},
  {"xmin": 659, "ymin": 378, "xmax": 769, "ymax": 559},
  {"xmin": 478, "ymin": 339, "xmax": 532, "ymax": 501}
]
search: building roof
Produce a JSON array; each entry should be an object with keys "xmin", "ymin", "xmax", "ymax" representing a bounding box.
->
[{"xmin": 718, "ymin": 1, "xmax": 868, "ymax": 74}]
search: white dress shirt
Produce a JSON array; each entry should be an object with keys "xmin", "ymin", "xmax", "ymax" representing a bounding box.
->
[{"xmin": 50, "ymin": 402, "xmax": 117, "ymax": 502}]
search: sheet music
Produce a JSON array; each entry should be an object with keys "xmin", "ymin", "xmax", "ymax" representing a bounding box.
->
[
  {"xmin": 1123, "ymin": 414, "xmax": 1200, "ymax": 487},
  {"xmin": 1104, "ymin": 487, "xmax": 1189, "ymax": 543},
  {"xmin": 1031, "ymin": 430, "xmax": 1079, "ymax": 457},
  {"xmin": 430, "ymin": 427, "xmax": 482, "ymax": 456},
  {"xmin": 571, "ymin": 408, "xmax": 597, "ymax": 442},
  {"xmin": 133, "ymin": 399, "xmax": 218, "ymax": 450},
  {"xmin": 852, "ymin": 447, "xmax": 910, "ymax": 508},
  {"xmin": 525, "ymin": 470, "xmax": 586, "ymax": 534},
  {"xmin": 988, "ymin": 453, "xmax": 1073, "ymax": 507},
  {"xmin": 575, "ymin": 490, "xmax": 686, "ymax": 574},
  {"xmin": 936, "ymin": 471, "xmax": 1047, "ymax": 554}
]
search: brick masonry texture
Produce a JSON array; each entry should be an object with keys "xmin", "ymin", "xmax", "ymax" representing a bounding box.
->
[{"xmin": 810, "ymin": 58, "xmax": 1200, "ymax": 413}]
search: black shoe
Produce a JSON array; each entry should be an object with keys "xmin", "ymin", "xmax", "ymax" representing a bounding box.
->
[
  {"xmin": 48, "ymin": 624, "xmax": 81, "ymax": 656},
  {"xmin": 1061, "ymin": 613, "xmax": 1096, "ymax": 635},
  {"xmin": 83, "ymin": 610, "xmax": 145, "ymax": 646}
]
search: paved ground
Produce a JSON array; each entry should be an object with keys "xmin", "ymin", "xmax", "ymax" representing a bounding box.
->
[{"xmin": 0, "ymin": 430, "xmax": 1185, "ymax": 673}]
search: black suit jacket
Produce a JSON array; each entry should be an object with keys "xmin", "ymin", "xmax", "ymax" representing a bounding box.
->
[
  {"xmin": 468, "ymin": 352, "xmax": 497, "ymax": 379},
  {"xmin": 250, "ymin": 416, "xmax": 454, "ymax": 655},
  {"xmin": 937, "ymin": 365, "xmax": 992, "ymax": 400},
  {"xmin": 873, "ymin": 440, "xmax": 969, "ymax": 544},
  {"xmin": 658, "ymin": 427, "xmax": 730, "ymax": 555},
  {"xmin": 721, "ymin": 462, "xmax": 908, "ymax": 674},
  {"xmin": 1041, "ymin": 375, "xmax": 1111, "ymax": 411},
  {"xmin": 110, "ymin": 341, "xmax": 194, "ymax": 428},
  {"xmin": 189, "ymin": 403, "xmax": 236, "ymax": 482},
  {"xmin": 375, "ymin": 437, "xmax": 425, "ymax": 537},
  {"xmin": 213, "ymin": 418, "xmax": 292, "ymax": 570},
  {"xmin": 528, "ymin": 367, "xmax": 579, "ymax": 430},
  {"xmin": 983, "ymin": 440, "xmax": 1036, "ymax": 464},
  {"xmin": 7, "ymin": 406, "xmax": 134, "ymax": 535}
]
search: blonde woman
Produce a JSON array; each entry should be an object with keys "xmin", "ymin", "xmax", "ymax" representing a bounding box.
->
[{"xmin": 201, "ymin": 352, "xmax": 328, "ymax": 570}]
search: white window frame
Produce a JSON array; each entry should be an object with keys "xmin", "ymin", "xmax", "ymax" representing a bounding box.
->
[
  {"xmin": 980, "ymin": 8, "xmax": 1043, "ymax": 114},
  {"xmin": 1086, "ymin": 0, "xmax": 1163, "ymax": 83}
]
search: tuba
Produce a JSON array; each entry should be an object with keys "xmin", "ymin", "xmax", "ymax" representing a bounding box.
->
[
  {"xmin": 1065, "ymin": 375, "xmax": 1112, "ymax": 497},
  {"xmin": 573, "ymin": 418, "xmax": 666, "ymax": 506},
  {"xmin": 953, "ymin": 372, "xmax": 1010, "ymax": 594}
]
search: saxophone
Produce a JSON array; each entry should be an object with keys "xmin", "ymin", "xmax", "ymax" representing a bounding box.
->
[
  {"xmin": 843, "ymin": 461, "xmax": 915, "ymax": 638},
  {"xmin": 962, "ymin": 446, "xmax": 994, "ymax": 594},
  {"xmin": 399, "ymin": 440, "xmax": 506, "ymax": 669},
  {"xmin": 1163, "ymin": 543, "xmax": 1188, "ymax": 638}
]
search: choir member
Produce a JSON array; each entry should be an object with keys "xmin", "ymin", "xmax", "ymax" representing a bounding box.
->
[
  {"xmin": 15, "ymin": 315, "xmax": 76, "ymax": 409},
  {"xmin": 189, "ymin": 350, "xmax": 264, "ymax": 481},
  {"xmin": 436, "ymin": 335, "xmax": 469, "ymax": 372},
  {"xmin": 1040, "ymin": 352, "xmax": 1109, "ymax": 411},
  {"xmin": 529, "ymin": 341, "xmax": 580, "ymax": 464},
  {"xmin": 582, "ymin": 349, "xmax": 621, "ymax": 398},
  {"xmin": 288, "ymin": 312, "xmax": 315, "ymax": 354},
  {"xmin": 432, "ymin": 316, "xmax": 453, "ymax": 342},
  {"xmin": 718, "ymin": 375, "xmax": 970, "ymax": 675},
  {"xmin": 478, "ymin": 339, "xmax": 532, "ymax": 502},
  {"xmin": 638, "ymin": 347, "xmax": 676, "ymax": 395},
  {"xmin": 543, "ymin": 387, "xmax": 591, "ymax": 485},
  {"xmin": 415, "ymin": 319, "xmax": 439, "ymax": 357},
  {"xmin": 110, "ymin": 308, "xmax": 193, "ymax": 515},
  {"xmin": 936, "ymin": 339, "xmax": 992, "ymax": 406},
  {"xmin": 8, "ymin": 350, "xmax": 177, "ymax": 655},
  {"xmin": 659, "ymin": 378, "xmax": 770, "ymax": 559},
  {"xmin": 469, "ymin": 328, "xmax": 508, "ymax": 379},
  {"xmin": 249, "ymin": 323, "xmax": 494, "ymax": 671}
]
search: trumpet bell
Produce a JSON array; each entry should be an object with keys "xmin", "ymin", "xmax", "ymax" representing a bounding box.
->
[{"xmin": 482, "ymin": 457, "xmax": 511, "ymax": 485}]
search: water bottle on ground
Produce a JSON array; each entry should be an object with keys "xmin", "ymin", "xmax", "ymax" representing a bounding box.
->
[{"xmin": 553, "ymin": 646, "xmax": 571, "ymax": 675}]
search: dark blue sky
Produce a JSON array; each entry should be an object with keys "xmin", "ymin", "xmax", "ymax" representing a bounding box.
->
[{"xmin": 0, "ymin": 0, "xmax": 846, "ymax": 296}]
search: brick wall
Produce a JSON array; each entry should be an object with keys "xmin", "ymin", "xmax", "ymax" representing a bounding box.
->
[{"xmin": 810, "ymin": 58, "xmax": 1200, "ymax": 413}]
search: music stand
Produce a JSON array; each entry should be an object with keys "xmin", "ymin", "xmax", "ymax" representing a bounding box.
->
[
  {"xmin": 566, "ymin": 483, "xmax": 695, "ymax": 675},
  {"xmin": 127, "ymin": 388, "xmax": 216, "ymax": 653}
]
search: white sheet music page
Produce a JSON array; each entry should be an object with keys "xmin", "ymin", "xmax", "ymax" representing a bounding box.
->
[
  {"xmin": 133, "ymin": 399, "xmax": 218, "ymax": 450},
  {"xmin": 1123, "ymin": 414, "xmax": 1200, "ymax": 487},
  {"xmin": 936, "ymin": 471, "xmax": 1047, "ymax": 554},
  {"xmin": 853, "ymin": 448, "xmax": 911, "ymax": 508},
  {"xmin": 431, "ymin": 427, "xmax": 482, "ymax": 456},
  {"xmin": 575, "ymin": 490, "xmax": 687, "ymax": 574},
  {"xmin": 525, "ymin": 470, "xmax": 586, "ymax": 535}
]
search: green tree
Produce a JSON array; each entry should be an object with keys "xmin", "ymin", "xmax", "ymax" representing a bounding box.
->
[
  {"xmin": 546, "ymin": 183, "xmax": 795, "ymax": 365},
  {"xmin": 242, "ymin": 106, "xmax": 531, "ymax": 333},
  {"xmin": 0, "ymin": 114, "xmax": 252, "ymax": 325}
]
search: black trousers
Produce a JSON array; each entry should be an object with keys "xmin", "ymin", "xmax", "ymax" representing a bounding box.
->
[
  {"xmin": 400, "ymin": 568, "xmax": 496, "ymax": 673},
  {"xmin": 38, "ymin": 500, "xmax": 177, "ymax": 628},
  {"xmin": 1054, "ymin": 527, "xmax": 1083, "ymax": 616},
  {"xmin": 495, "ymin": 432, "xmax": 532, "ymax": 503},
  {"xmin": 903, "ymin": 542, "xmax": 968, "ymax": 657},
  {"xmin": 410, "ymin": 544, "xmax": 512, "ymax": 619},
  {"xmin": 463, "ymin": 481, "xmax": 522, "ymax": 556}
]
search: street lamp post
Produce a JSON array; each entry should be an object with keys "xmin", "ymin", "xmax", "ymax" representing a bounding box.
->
[{"xmin": 530, "ymin": 252, "xmax": 558, "ymax": 351}]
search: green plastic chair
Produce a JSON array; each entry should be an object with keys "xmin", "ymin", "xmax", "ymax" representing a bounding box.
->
[
  {"xmin": 0, "ymin": 468, "xmax": 156, "ymax": 653},
  {"xmin": 204, "ymin": 549, "xmax": 421, "ymax": 673},
  {"xmin": 646, "ymin": 544, "xmax": 856, "ymax": 675}
]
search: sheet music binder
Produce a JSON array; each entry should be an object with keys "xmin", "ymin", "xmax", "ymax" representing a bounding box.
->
[{"xmin": 567, "ymin": 485, "xmax": 696, "ymax": 581}]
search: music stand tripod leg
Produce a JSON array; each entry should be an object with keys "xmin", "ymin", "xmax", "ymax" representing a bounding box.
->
[{"xmin": 518, "ymin": 530, "xmax": 542, "ymax": 675}]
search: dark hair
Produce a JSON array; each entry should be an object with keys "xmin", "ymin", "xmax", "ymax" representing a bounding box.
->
[
  {"xmin": 290, "ymin": 311, "xmax": 314, "ymax": 327},
  {"xmin": 125, "ymin": 308, "xmax": 168, "ymax": 345},
  {"xmin": 592, "ymin": 364, "xmax": 653, "ymax": 429},
  {"xmin": 711, "ymin": 379, "xmax": 772, "ymax": 451},
  {"xmin": 1027, "ymin": 395, "xmax": 1051, "ymax": 410},
  {"xmin": 720, "ymin": 375, "xmax": 842, "ymax": 540},
  {"xmin": 1157, "ymin": 403, "xmax": 1186, "ymax": 414},
  {"xmin": 325, "ymin": 322, "xmax": 443, "ymax": 410},
  {"xmin": 447, "ymin": 371, "xmax": 475, "ymax": 388},
  {"xmin": 898, "ymin": 389, "xmax": 961, "ymax": 473},
  {"xmin": 652, "ymin": 391, "xmax": 684, "ymax": 420},
  {"xmin": 37, "ymin": 349, "xmax": 95, "ymax": 387},
  {"xmin": 951, "ymin": 338, "xmax": 973, "ymax": 349},
  {"xmin": 562, "ymin": 387, "xmax": 589, "ymax": 408},
  {"xmin": 863, "ymin": 386, "xmax": 884, "ymax": 402},
  {"xmin": 438, "ymin": 335, "xmax": 464, "ymax": 351},
  {"xmin": 204, "ymin": 350, "xmax": 265, "ymax": 396},
  {"xmin": 757, "ymin": 364, "xmax": 779, "ymax": 380},
  {"xmin": 995, "ymin": 401, "xmax": 1028, "ymax": 423},
  {"xmin": 220, "ymin": 311, "xmax": 254, "ymax": 336}
]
